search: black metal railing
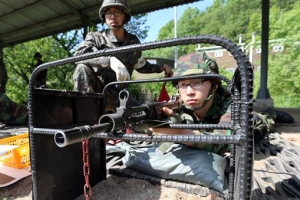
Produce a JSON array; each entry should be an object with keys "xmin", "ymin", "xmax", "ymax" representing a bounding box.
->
[{"xmin": 28, "ymin": 35, "xmax": 254, "ymax": 200}]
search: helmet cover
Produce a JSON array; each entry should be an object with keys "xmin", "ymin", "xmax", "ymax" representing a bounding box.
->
[
  {"xmin": 99, "ymin": 0, "xmax": 131, "ymax": 24},
  {"xmin": 174, "ymin": 52, "xmax": 219, "ymax": 77}
]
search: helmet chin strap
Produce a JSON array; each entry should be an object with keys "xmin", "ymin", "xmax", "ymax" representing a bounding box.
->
[
  {"xmin": 108, "ymin": 25, "xmax": 123, "ymax": 30},
  {"xmin": 108, "ymin": 19, "xmax": 126, "ymax": 30},
  {"xmin": 185, "ymin": 87, "xmax": 215, "ymax": 112}
]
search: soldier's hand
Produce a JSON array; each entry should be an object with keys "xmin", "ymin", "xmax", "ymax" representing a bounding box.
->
[
  {"xmin": 109, "ymin": 56, "xmax": 130, "ymax": 81},
  {"xmin": 162, "ymin": 64, "xmax": 173, "ymax": 77},
  {"xmin": 161, "ymin": 107, "xmax": 175, "ymax": 117}
]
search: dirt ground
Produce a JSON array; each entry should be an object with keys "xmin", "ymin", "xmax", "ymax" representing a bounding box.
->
[{"xmin": 0, "ymin": 108, "xmax": 300, "ymax": 200}]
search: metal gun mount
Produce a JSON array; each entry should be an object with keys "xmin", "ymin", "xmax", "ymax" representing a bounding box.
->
[
  {"xmin": 54, "ymin": 88, "xmax": 182, "ymax": 147},
  {"xmin": 99, "ymin": 89, "xmax": 150, "ymax": 133},
  {"xmin": 99, "ymin": 89, "xmax": 181, "ymax": 132},
  {"xmin": 28, "ymin": 35, "xmax": 253, "ymax": 200}
]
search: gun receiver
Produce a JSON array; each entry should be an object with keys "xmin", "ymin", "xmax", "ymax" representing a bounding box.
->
[{"xmin": 54, "ymin": 89, "xmax": 181, "ymax": 147}]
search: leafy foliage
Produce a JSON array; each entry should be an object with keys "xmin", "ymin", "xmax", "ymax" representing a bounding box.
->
[
  {"xmin": 3, "ymin": 14, "xmax": 149, "ymax": 104},
  {"xmin": 142, "ymin": 0, "xmax": 300, "ymax": 107},
  {"xmin": 129, "ymin": 74, "xmax": 177, "ymax": 103},
  {"xmin": 2, "ymin": 1, "xmax": 300, "ymax": 108},
  {"xmin": 126, "ymin": 14, "xmax": 150, "ymax": 41},
  {"xmin": 4, "ymin": 35, "xmax": 77, "ymax": 104}
]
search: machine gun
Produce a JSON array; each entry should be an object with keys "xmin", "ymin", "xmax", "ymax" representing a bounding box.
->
[
  {"xmin": 29, "ymin": 35, "xmax": 254, "ymax": 200},
  {"xmin": 54, "ymin": 89, "xmax": 181, "ymax": 148}
]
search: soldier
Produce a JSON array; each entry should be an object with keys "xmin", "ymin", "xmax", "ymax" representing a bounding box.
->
[
  {"xmin": 33, "ymin": 52, "xmax": 47, "ymax": 88},
  {"xmin": 73, "ymin": 0, "xmax": 173, "ymax": 95},
  {"xmin": 0, "ymin": 93, "xmax": 28, "ymax": 126},
  {"xmin": 0, "ymin": 58, "xmax": 8, "ymax": 93},
  {"xmin": 151, "ymin": 52, "xmax": 277, "ymax": 154},
  {"xmin": 0, "ymin": 59, "xmax": 28, "ymax": 126}
]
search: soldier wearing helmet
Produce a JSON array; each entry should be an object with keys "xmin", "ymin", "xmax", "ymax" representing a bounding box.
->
[
  {"xmin": 73, "ymin": 0, "xmax": 173, "ymax": 96},
  {"xmin": 33, "ymin": 52, "xmax": 47, "ymax": 88},
  {"xmin": 151, "ymin": 52, "xmax": 290, "ymax": 155},
  {"xmin": 172, "ymin": 52, "xmax": 227, "ymax": 114},
  {"xmin": 99, "ymin": 0, "xmax": 131, "ymax": 29},
  {"xmin": 152, "ymin": 52, "xmax": 232, "ymax": 155}
]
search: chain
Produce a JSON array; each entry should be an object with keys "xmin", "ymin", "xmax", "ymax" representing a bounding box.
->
[{"xmin": 82, "ymin": 139, "xmax": 92, "ymax": 200}]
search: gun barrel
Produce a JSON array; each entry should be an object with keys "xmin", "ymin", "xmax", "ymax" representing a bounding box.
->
[{"xmin": 54, "ymin": 122, "xmax": 112, "ymax": 148}]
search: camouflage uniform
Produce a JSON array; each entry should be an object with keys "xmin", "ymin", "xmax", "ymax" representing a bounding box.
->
[
  {"xmin": 0, "ymin": 59, "xmax": 8, "ymax": 93},
  {"xmin": 0, "ymin": 60, "xmax": 27, "ymax": 125},
  {"xmin": 73, "ymin": 29, "xmax": 165, "ymax": 93},
  {"xmin": 73, "ymin": 29, "xmax": 168, "ymax": 112},
  {"xmin": 158, "ymin": 52, "xmax": 274, "ymax": 155},
  {"xmin": 73, "ymin": 0, "xmax": 169, "ymax": 112},
  {"xmin": 0, "ymin": 93, "xmax": 28, "ymax": 125},
  {"xmin": 34, "ymin": 52, "xmax": 47, "ymax": 88},
  {"xmin": 158, "ymin": 86, "xmax": 233, "ymax": 155}
]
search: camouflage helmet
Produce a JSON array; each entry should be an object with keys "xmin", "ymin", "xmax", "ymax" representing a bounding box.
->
[
  {"xmin": 99, "ymin": 0, "xmax": 131, "ymax": 24},
  {"xmin": 174, "ymin": 52, "xmax": 219, "ymax": 77},
  {"xmin": 173, "ymin": 52, "xmax": 220, "ymax": 86}
]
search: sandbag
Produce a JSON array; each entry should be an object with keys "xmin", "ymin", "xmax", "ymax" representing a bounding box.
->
[{"xmin": 121, "ymin": 143, "xmax": 227, "ymax": 193}]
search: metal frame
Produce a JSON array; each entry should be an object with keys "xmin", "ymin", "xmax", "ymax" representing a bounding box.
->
[{"xmin": 28, "ymin": 35, "xmax": 254, "ymax": 200}]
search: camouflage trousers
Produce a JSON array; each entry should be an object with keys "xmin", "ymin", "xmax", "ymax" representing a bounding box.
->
[
  {"xmin": 0, "ymin": 93, "xmax": 28, "ymax": 125},
  {"xmin": 157, "ymin": 111, "xmax": 275, "ymax": 155},
  {"xmin": 253, "ymin": 111, "xmax": 275, "ymax": 141},
  {"xmin": 73, "ymin": 64, "xmax": 122, "ymax": 112},
  {"xmin": 73, "ymin": 64, "xmax": 103, "ymax": 93},
  {"xmin": 0, "ymin": 61, "xmax": 8, "ymax": 93}
]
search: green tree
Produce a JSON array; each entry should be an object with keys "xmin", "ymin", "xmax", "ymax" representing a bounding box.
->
[
  {"xmin": 3, "ymin": 14, "xmax": 150, "ymax": 104},
  {"xmin": 266, "ymin": 2, "xmax": 300, "ymax": 107},
  {"xmin": 127, "ymin": 14, "xmax": 150, "ymax": 41},
  {"xmin": 4, "ymin": 35, "xmax": 76, "ymax": 104},
  {"xmin": 3, "ymin": 1, "xmax": 300, "ymax": 107},
  {"xmin": 143, "ymin": 0, "xmax": 300, "ymax": 108}
]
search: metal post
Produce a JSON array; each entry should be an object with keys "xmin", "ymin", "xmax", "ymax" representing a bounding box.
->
[
  {"xmin": 238, "ymin": 34, "xmax": 242, "ymax": 45},
  {"xmin": 249, "ymin": 33, "xmax": 255, "ymax": 64},
  {"xmin": 257, "ymin": 0, "xmax": 271, "ymax": 99},
  {"xmin": 174, "ymin": 6, "xmax": 178, "ymax": 68}
]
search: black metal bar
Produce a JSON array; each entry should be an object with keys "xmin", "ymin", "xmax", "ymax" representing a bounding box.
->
[
  {"xmin": 257, "ymin": 0, "xmax": 271, "ymax": 99},
  {"xmin": 97, "ymin": 132, "xmax": 244, "ymax": 144},
  {"xmin": 53, "ymin": 123, "xmax": 243, "ymax": 147},
  {"xmin": 28, "ymin": 35, "xmax": 254, "ymax": 200},
  {"xmin": 54, "ymin": 123, "xmax": 112, "ymax": 147}
]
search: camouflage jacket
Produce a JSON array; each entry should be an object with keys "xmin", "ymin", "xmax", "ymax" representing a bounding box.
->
[
  {"xmin": 179, "ymin": 87, "xmax": 231, "ymax": 155},
  {"xmin": 74, "ymin": 29, "xmax": 164, "ymax": 76},
  {"xmin": 0, "ymin": 93, "xmax": 28, "ymax": 125},
  {"xmin": 167, "ymin": 86, "xmax": 274, "ymax": 155},
  {"xmin": 170, "ymin": 86, "xmax": 232, "ymax": 155},
  {"xmin": 35, "ymin": 60, "xmax": 47, "ymax": 87},
  {"xmin": 0, "ymin": 60, "xmax": 8, "ymax": 93}
]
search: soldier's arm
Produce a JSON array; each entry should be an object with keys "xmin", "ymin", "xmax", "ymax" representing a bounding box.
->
[
  {"xmin": 122, "ymin": 34, "xmax": 172, "ymax": 76},
  {"xmin": 74, "ymin": 32, "xmax": 110, "ymax": 69},
  {"xmin": 75, "ymin": 32, "xmax": 104, "ymax": 55},
  {"xmin": 134, "ymin": 59, "xmax": 173, "ymax": 77},
  {"xmin": 151, "ymin": 109, "xmax": 232, "ymax": 155},
  {"xmin": 188, "ymin": 112, "xmax": 232, "ymax": 155}
]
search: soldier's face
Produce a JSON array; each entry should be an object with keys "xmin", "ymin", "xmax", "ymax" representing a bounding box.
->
[
  {"xmin": 178, "ymin": 79, "xmax": 212, "ymax": 109},
  {"xmin": 105, "ymin": 8, "xmax": 125, "ymax": 28}
]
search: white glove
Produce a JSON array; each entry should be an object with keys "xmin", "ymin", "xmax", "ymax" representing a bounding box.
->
[
  {"xmin": 134, "ymin": 56, "xmax": 147, "ymax": 69},
  {"xmin": 109, "ymin": 56, "xmax": 130, "ymax": 81}
]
